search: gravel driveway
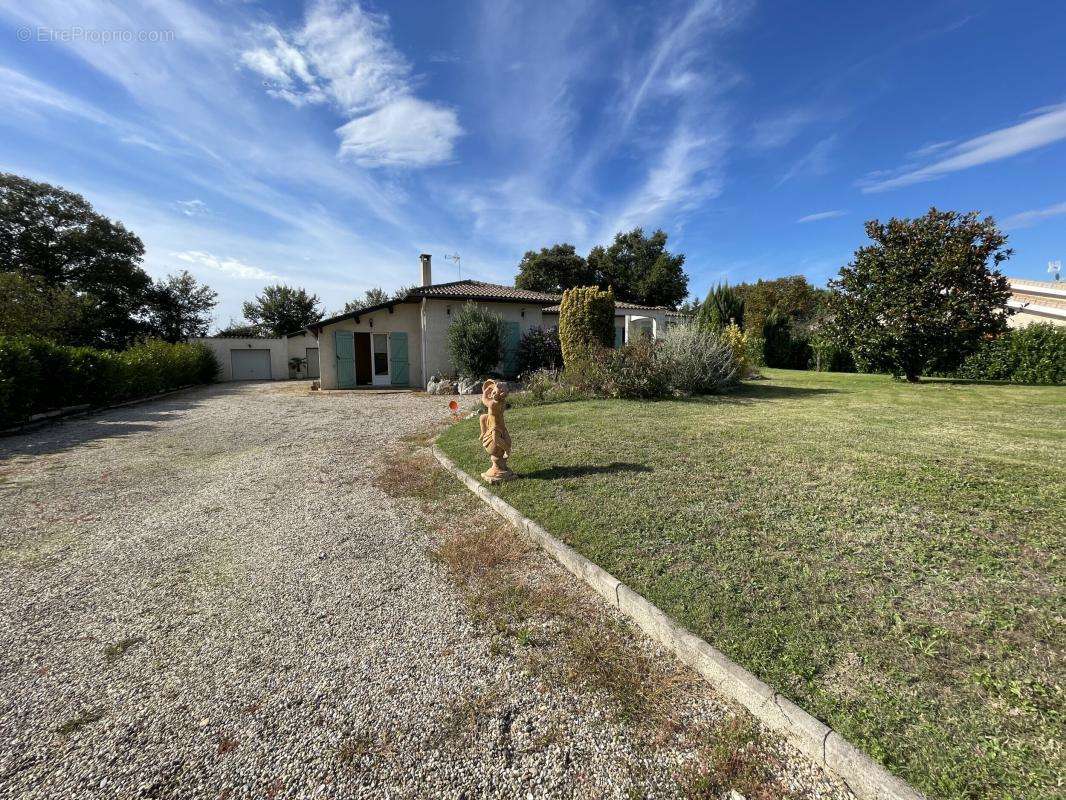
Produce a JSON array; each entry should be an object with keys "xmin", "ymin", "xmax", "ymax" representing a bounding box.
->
[{"xmin": 0, "ymin": 382, "xmax": 851, "ymax": 799}]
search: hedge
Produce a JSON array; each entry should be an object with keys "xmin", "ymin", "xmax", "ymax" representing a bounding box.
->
[
  {"xmin": 0, "ymin": 337, "xmax": 219, "ymax": 428},
  {"xmin": 955, "ymin": 323, "xmax": 1066, "ymax": 384},
  {"xmin": 559, "ymin": 286, "xmax": 614, "ymax": 368}
]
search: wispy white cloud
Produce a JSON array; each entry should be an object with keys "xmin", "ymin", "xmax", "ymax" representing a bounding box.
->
[
  {"xmin": 240, "ymin": 0, "xmax": 462, "ymax": 167},
  {"xmin": 175, "ymin": 199, "xmax": 209, "ymax": 217},
  {"xmin": 1000, "ymin": 201, "xmax": 1066, "ymax": 230},
  {"xmin": 751, "ymin": 109, "xmax": 819, "ymax": 150},
  {"xmin": 606, "ymin": 126, "xmax": 725, "ymax": 236},
  {"xmin": 797, "ymin": 209, "xmax": 847, "ymax": 223},
  {"xmin": 861, "ymin": 104, "xmax": 1066, "ymax": 192},
  {"xmin": 173, "ymin": 250, "xmax": 281, "ymax": 281},
  {"xmin": 777, "ymin": 134, "xmax": 837, "ymax": 186}
]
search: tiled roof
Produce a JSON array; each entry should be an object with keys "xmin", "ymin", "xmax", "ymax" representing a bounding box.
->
[
  {"xmin": 1008, "ymin": 277, "xmax": 1065, "ymax": 291},
  {"xmin": 405, "ymin": 280, "xmax": 561, "ymax": 304}
]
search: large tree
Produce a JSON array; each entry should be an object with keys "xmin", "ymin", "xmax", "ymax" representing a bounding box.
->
[
  {"xmin": 734, "ymin": 275, "xmax": 825, "ymax": 335},
  {"xmin": 0, "ymin": 273, "xmax": 90, "ymax": 340},
  {"xmin": 514, "ymin": 244, "xmax": 594, "ymax": 294},
  {"xmin": 0, "ymin": 172, "xmax": 152, "ymax": 348},
  {"xmin": 242, "ymin": 284, "xmax": 323, "ymax": 337},
  {"xmin": 145, "ymin": 271, "xmax": 218, "ymax": 342},
  {"xmin": 828, "ymin": 208, "xmax": 1013, "ymax": 382},
  {"xmin": 587, "ymin": 228, "xmax": 689, "ymax": 307}
]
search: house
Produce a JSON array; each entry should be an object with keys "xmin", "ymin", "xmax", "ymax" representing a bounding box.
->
[
  {"xmin": 1007, "ymin": 278, "xmax": 1066, "ymax": 328},
  {"xmin": 194, "ymin": 330, "xmax": 320, "ymax": 381},
  {"xmin": 310, "ymin": 254, "xmax": 673, "ymax": 389}
]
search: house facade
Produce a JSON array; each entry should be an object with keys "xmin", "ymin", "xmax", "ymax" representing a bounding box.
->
[
  {"xmin": 311, "ymin": 254, "xmax": 673, "ymax": 390},
  {"xmin": 1007, "ymin": 278, "xmax": 1066, "ymax": 328},
  {"xmin": 194, "ymin": 331, "xmax": 320, "ymax": 381}
]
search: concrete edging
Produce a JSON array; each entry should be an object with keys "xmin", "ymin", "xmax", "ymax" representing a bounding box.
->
[{"xmin": 431, "ymin": 444, "xmax": 926, "ymax": 800}]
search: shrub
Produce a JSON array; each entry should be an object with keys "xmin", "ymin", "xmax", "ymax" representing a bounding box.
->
[
  {"xmin": 0, "ymin": 336, "xmax": 218, "ymax": 428},
  {"xmin": 447, "ymin": 302, "xmax": 503, "ymax": 379},
  {"xmin": 513, "ymin": 368, "xmax": 590, "ymax": 407},
  {"xmin": 515, "ymin": 326, "xmax": 563, "ymax": 375},
  {"xmin": 956, "ymin": 324, "xmax": 1066, "ymax": 384},
  {"xmin": 558, "ymin": 286, "xmax": 614, "ymax": 368},
  {"xmin": 657, "ymin": 323, "xmax": 739, "ymax": 395},
  {"xmin": 761, "ymin": 310, "xmax": 814, "ymax": 369},
  {"xmin": 697, "ymin": 283, "xmax": 744, "ymax": 331},
  {"xmin": 721, "ymin": 322, "xmax": 757, "ymax": 378}
]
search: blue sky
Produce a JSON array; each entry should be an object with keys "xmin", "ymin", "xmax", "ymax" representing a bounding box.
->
[{"xmin": 1, "ymin": 0, "xmax": 1064, "ymax": 327}]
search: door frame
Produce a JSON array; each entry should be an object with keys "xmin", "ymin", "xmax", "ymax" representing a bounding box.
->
[{"xmin": 371, "ymin": 332, "xmax": 391, "ymax": 386}]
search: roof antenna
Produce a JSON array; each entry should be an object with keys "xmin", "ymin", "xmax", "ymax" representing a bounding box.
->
[
  {"xmin": 444, "ymin": 252, "xmax": 461, "ymax": 280},
  {"xmin": 1049, "ymin": 260, "xmax": 1061, "ymax": 281}
]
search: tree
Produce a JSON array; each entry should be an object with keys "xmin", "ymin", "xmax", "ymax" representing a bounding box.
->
[
  {"xmin": 146, "ymin": 271, "xmax": 218, "ymax": 342},
  {"xmin": 0, "ymin": 273, "xmax": 91, "ymax": 341},
  {"xmin": 733, "ymin": 275, "xmax": 824, "ymax": 335},
  {"xmin": 344, "ymin": 287, "xmax": 391, "ymax": 313},
  {"xmin": 0, "ymin": 172, "xmax": 152, "ymax": 348},
  {"xmin": 586, "ymin": 228, "xmax": 689, "ymax": 307},
  {"xmin": 697, "ymin": 283, "xmax": 744, "ymax": 331},
  {"xmin": 515, "ymin": 244, "xmax": 594, "ymax": 294},
  {"xmin": 242, "ymin": 284, "xmax": 323, "ymax": 338},
  {"xmin": 828, "ymin": 208, "xmax": 1013, "ymax": 382},
  {"xmin": 447, "ymin": 302, "xmax": 503, "ymax": 379},
  {"xmin": 215, "ymin": 320, "xmax": 265, "ymax": 338},
  {"xmin": 558, "ymin": 286, "xmax": 615, "ymax": 367}
]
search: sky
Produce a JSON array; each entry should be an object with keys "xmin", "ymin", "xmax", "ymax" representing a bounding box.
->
[{"xmin": 1, "ymin": 0, "xmax": 1064, "ymax": 328}]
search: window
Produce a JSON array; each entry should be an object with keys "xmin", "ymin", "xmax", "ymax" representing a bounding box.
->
[{"xmin": 373, "ymin": 334, "xmax": 388, "ymax": 375}]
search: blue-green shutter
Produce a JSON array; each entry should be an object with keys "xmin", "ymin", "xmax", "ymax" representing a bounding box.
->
[
  {"xmin": 614, "ymin": 324, "xmax": 624, "ymax": 348},
  {"xmin": 502, "ymin": 321, "xmax": 521, "ymax": 376},
  {"xmin": 389, "ymin": 332, "xmax": 410, "ymax": 386},
  {"xmin": 335, "ymin": 331, "xmax": 355, "ymax": 388}
]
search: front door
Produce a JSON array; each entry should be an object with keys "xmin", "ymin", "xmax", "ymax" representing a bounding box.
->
[{"xmin": 354, "ymin": 332, "xmax": 373, "ymax": 385}]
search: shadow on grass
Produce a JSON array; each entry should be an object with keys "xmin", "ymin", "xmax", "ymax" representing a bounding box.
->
[
  {"xmin": 521, "ymin": 462, "xmax": 652, "ymax": 480},
  {"xmin": 680, "ymin": 383, "xmax": 841, "ymax": 404}
]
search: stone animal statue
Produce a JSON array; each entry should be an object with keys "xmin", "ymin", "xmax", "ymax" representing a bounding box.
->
[{"xmin": 478, "ymin": 379, "xmax": 514, "ymax": 483}]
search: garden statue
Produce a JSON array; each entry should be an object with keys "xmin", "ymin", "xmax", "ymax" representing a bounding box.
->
[{"xmin": 478, "ymin": 379, "xmax": 514, "ymax": 484}]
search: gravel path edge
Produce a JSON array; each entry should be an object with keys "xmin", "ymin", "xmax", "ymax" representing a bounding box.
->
[{"xmin": 431, "ymin": 443, "xmax": 928, "ymax": 800}]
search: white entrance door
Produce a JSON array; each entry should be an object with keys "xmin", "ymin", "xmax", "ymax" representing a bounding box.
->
[
  {"xmin": 231, "ymin": 349, "xmax": 272, "ymax": 380},
  {"xmin": 371, "ymin": 333, "xmax": 390, "ymax": 386}
]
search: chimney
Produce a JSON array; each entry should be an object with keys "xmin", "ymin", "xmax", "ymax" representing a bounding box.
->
[{"xmin": 420, "ymin": 253, "xmax": 432, "ymax": 287}]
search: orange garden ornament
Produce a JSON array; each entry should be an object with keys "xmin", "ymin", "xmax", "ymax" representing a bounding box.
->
[{"xmin": 478, "ymin": 379, "xmax": 514, "ymax": 484}]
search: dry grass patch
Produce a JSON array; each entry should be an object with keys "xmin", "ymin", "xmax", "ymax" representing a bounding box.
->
[{"xmin": 677, "ymin": 715, "xmax": 789, "ymax": 800}]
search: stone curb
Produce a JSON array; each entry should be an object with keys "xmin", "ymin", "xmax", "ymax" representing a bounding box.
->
[
  {"xmin": 1, "ymin": 384, "xmax": 201, "ymax": 437},
  {"xmin": 431, "ymin": 444, "xmax": 927, "ymax": 800}
]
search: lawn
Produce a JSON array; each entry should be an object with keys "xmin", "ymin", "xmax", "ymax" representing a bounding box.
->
[{"xmin": 437, "ymin": 368, "xmax": 1065, "ymax": 800}]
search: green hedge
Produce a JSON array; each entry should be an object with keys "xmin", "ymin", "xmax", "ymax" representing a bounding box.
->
[
  {"xmin": 955, "ymin": 323, "xmax": 1066, "ymax": 384},
  {"xmin": 0, "ymin": 337, "xmax": 219, "ymax": 428}
]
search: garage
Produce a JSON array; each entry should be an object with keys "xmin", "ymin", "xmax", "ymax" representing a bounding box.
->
[{"xmin": 231, "ymin": 349, "xmax": 272, "ymax": 380}]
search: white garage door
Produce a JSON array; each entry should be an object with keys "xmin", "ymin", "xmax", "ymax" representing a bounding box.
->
[{"xmin": 231, "ymin": 349, "xmax": 272, "ymax": 380}]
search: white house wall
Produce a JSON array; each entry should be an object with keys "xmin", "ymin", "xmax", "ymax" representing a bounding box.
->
[
  {"xmin": 421, "ymin": 299, "xmax": 545, "ymax": 382},
  {"xmin": 317, "ymin": 303, "xmax": 423, "ymax": 389}
]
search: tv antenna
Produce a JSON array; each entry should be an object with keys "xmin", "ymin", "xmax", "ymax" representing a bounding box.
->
[
  {"xmin": 1049, "ymin": 260, "xmax": 1061, "ymax": 281},
  {"xmin": 444, "ymin": 252, "xmax": 461, "ymax": 279}
]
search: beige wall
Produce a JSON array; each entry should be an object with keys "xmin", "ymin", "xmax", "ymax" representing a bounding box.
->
[
  {"xmin": 286, "ymin": 332, "xmax": 320, "ymax": 378},
  {"xmin": 421, "ymin": 299, "xmax": 546, "ymax": 381},
  {"xmin": 318, "ymin": 303, "xmax": 423, "ymax": 389},
  {"xmin": 193, "ymin": 337, "xmax": 289, "ymax": 381},
  {"xmin": 1008, "ymin": 308, "xmax": 1066, "ymax": 328}
]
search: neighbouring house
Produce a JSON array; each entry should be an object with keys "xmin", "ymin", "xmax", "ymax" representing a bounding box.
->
[
  {"xmin": 1008, "ymin": 278, "xmax": 1066, "ymax": 328},
  {"xmin": 310, "ymin": 254, "xmax": 674, "ymax": 389},
  {"xmin": 193, "ymin": 330, "xmax": 320, "ymax": 381}
]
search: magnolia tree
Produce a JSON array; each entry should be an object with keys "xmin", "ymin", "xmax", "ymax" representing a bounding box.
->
[{"xmin": 828, "ymin": 209, "xmax": 1013, "ymax": 381}]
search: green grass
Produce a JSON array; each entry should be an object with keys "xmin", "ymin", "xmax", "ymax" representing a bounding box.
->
[{"xmin": 437, "ymin": 369, "xmax": 1065, "ymax": 800}]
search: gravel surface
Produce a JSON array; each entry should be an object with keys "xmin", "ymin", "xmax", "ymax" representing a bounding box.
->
[{"xmin": 0, "ymin": 382, "xmax": 855, "ymax": 799}]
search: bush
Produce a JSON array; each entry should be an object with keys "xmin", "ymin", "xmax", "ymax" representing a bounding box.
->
[
  {"xmin": 558, "ymin": 286, "xmax": 614, "ymax": 367},
  {"xmin": 697, "ymin": 283, "xmax": 744, "ymax": 331},
  {"xmin": 515, "ymin": 326, "xmax": 563, "ymax": 375},
  {"xmin": 447, "ymin": 302, "xmax": 503, "ymax": 379},
  {"xmin": 513, "ymin": 368, "xmax": 590, "ymax": 407},
  {"xmin": 956, "ymin": 324, "xmax": 1066, "ymax": 384},
  {"xmin": 721, "ymin": 322, "xmax": 758, "ymax": 378},
  {"xmin": 0, "ymin": 336, "xmax": 219, "ymax": 428},
  {"xmin": 762, "ymin": 310, "xmax": 813, "ymax": 369},
  {"xmin": 657, "ymin": 324, "xmax": 739, "ymax": 395}
]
